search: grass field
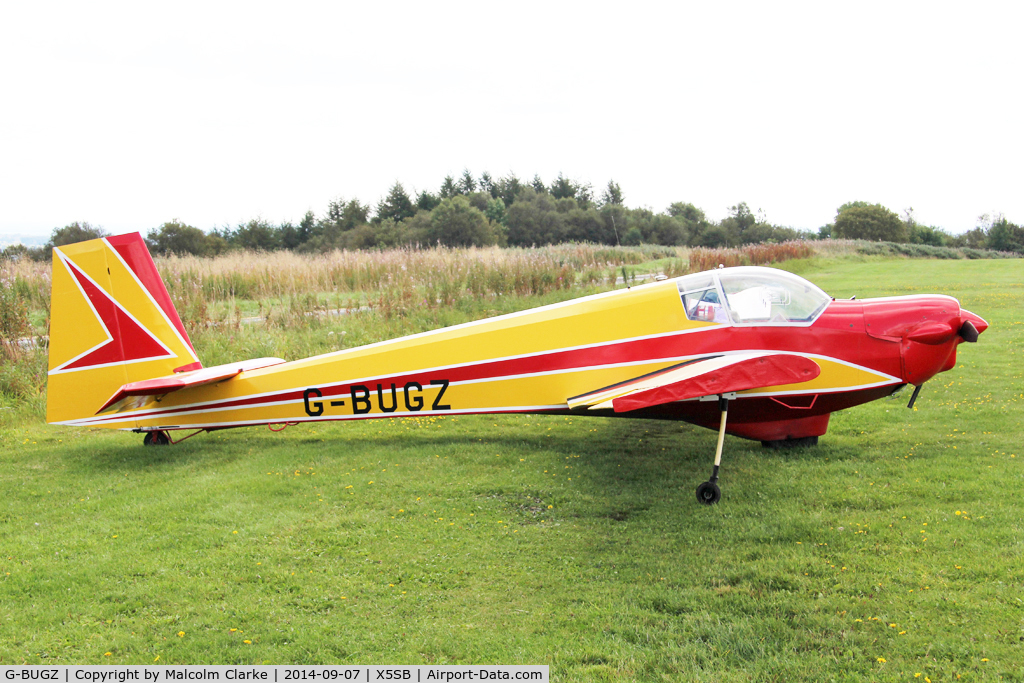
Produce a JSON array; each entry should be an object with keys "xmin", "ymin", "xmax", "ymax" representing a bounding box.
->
[{"xmin": 1, "ymin": 257, "xmax": 1021, "ymax": 681}]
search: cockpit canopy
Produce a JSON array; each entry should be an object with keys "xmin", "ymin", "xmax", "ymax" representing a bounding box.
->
[{"xmin": 677, "ymin": 267, "xmax": 831, "ymax": 326}]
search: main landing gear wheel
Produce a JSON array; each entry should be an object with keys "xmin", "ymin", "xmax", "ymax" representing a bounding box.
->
[
  {"xmin": 696, "ymin": 480, "xmax": 721, "ymax": 505},
  {"xmin": 143, "ymin": 431, "xmax": 170, "ymax": 446},
  {"xmin": 695, "ymin": 395, "xmax": 730, "ymax": 505}
]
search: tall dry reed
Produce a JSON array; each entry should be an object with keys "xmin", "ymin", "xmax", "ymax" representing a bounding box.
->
[
  {"xmin": 688, "ymin": 241, "xmax": 816, "ymax": 271},
  {"xmin": 158, "ymin": 244, "xmax": 680, "ymax": 328}
]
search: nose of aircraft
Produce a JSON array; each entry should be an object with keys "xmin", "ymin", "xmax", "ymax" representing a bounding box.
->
[
  {"xmin": 863, "ymin": 297, "xmax": 988, "ymax": 386},
  {"xmin": 958, "ymin": 310, "xmax": 988, "ymax": 343}
]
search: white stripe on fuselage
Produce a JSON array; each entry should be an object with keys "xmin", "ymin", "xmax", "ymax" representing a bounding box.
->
[{"xmin": 63, "ymin": 346, "xmax": 901, "ymax": 428}]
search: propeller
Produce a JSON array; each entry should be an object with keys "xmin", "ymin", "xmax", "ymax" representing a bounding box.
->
[
  {"xmin": 959, "ymin": 320, "xmax": 980, "ymax": 343},
  {"xmin": 905, "ymin": 311, "xmax": 987, "ymax": 345},
  {"xmin": 960, "ymin": 310, "xmax": 988, "ymax": 342}
]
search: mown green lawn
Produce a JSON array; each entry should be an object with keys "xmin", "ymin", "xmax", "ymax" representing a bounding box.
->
[{"xmin": 1, "ymin": 258, "xmax": 1021, "ymax": 681}]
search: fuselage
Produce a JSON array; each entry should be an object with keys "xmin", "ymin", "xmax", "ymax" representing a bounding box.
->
[{"xmin": 69, "ymin": 267, "xmax": 986, "ymax": 442}]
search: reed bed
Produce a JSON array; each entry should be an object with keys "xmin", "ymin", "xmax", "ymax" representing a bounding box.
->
[
  {"xmin": 159, "ymin": 244, "xmax": 681, "ymax": 330},
  {"xmin": 0, "ymin": 272, "xmax": 47, "ymax": 413},
  {"xmin": 158, "ymin": 243, "xmax": 675, "ymax": 302},
  {"xmin": 0, "ymin": 257, "xmax": 50, "ymax": 315},
  {"xmin": 1, "ymin": 242, "xmax": 680, "ymax": 343},
  {"xmin": 688, "ymin": 240, "xmax": 816, "ymax": 271}
]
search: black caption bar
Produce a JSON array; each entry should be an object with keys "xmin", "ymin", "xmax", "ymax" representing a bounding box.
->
[{"xmin": 0, "ymin": 667, "xmax": 547, "ymax": 683}]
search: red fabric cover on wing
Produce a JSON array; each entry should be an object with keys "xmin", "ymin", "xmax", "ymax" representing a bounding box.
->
[{"xmin": 612, "ymin": 354, "xmax": 820, "ymax": 413}]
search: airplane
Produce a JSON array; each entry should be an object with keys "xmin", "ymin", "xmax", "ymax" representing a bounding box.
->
[{"xmin": 46, "ymin": 232, "xmax": 988, "ymax": 504}]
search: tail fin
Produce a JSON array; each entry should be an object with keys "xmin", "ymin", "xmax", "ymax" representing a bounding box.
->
[{"xmin": 47, "ymin": 233, "xmax": 201, "ymax": 425}]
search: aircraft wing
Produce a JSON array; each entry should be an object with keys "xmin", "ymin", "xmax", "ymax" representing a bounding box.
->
[
  {"xmin": 97, "ymin": 357, "xmax": 286, "ymax": 414},
  {"xmin": 568, "ymin": 352, "xmax": 821, "ymax": 413}
]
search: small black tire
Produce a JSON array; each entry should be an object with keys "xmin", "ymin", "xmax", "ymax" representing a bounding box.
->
[
  {"xmin": 696, "ymin": 481, "xmax": 721, "ymax": 505},
  {"xmin": 143, "ymin": 431, "xmax": 170, "ymax": 446}
]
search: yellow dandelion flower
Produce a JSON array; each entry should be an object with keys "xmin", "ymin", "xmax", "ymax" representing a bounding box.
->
[
  {"xmin": 104, "ymin": 652, "xmax": 112, "ymax": 657},
  {"xmin": 876, "ymin": 657, "xmax": 886, "ymax": 663},
  {"xmin": 177, "ymin": 631, "xmax": 185, "ymax": 638},
  {"xmin": 243, "ymin": 640, "xmax": 252, "ymax": 645}
]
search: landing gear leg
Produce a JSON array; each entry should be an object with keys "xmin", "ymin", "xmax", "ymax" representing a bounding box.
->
[
  {"xmin": 143, "ymin": 431, "xmax": 170, "ymax": 446},
  {"xmin": 696, "ymin": 396, "xmax": 728, "ymax": 505}
]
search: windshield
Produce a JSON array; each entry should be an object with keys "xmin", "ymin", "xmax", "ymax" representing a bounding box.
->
[{"xmin": 718, "ymin": 268, "xmax": 830, "ymax": 323}]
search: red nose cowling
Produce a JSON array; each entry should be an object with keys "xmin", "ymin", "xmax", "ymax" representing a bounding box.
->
[{"xmin": 863, "ymin": 297, "xmax": 988, "ymax": 386}]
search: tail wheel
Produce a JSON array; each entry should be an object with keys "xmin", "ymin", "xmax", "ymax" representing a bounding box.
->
[{"xmin": 143, "ymin": 431, "xmax": 170, "ymax": 446}]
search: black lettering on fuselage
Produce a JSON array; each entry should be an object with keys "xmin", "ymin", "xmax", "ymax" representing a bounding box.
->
[
  {"xmin": 377, "ymin": 383, "xmax": 398, "ymax": 413},
  {"xmin": 430, "ymin": 379, "xmax": 451, "ymax": 411},
  {"xmin": 303, "ymin": 388, "xmax": 323, "ymax": 416},
  {"xmin": 351, "ymin": 385, "xmax": 372, "ymax": 414},
  {"xmin": 403, "ymin": 381, "xmax": 423, "ymax": 411}
]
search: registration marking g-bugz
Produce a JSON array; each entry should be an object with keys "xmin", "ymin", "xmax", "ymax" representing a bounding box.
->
[{"xmin": 303, "ymin": 379, "xmax": 450, "ymax": 417}]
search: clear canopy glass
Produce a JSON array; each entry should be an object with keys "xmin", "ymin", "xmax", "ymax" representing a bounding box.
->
[{"xmin": 678, "ymin": 267, "xmax": 831, "ymax": 325}]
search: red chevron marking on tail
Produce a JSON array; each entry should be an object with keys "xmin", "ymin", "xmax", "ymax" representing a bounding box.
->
[{"xmin": 54, "ymin": 257, "xmax": 174, "ymax": 372}]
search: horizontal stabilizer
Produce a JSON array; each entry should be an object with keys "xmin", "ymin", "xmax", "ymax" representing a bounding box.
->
[
  {"xmin": 97, "ymin": 357, "xmax": 286, "ymax": 414},
  {"xmin": 568, "ymin": 353, "xmax": 820, "ymax": 413}
]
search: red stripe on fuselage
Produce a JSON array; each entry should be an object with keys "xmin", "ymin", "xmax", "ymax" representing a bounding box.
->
[{"xmin": 91, "ymin": 301, "xmax": 901, "ymax": 423}]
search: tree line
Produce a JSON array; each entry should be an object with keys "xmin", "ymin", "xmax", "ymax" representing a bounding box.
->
[{"xmin": 4, "ymin": 170, "xmax": 1023, "ymax": 260}]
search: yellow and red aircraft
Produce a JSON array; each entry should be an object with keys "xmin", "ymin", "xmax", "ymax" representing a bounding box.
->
[{"xmin": 47, "ymin": 233, "xmax": 987, "ymax": 503}]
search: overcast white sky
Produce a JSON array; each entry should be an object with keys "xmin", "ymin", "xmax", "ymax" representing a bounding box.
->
[{"xmin": 1, "ymin": 1, "xmax": 1021, "ymax": 239}]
